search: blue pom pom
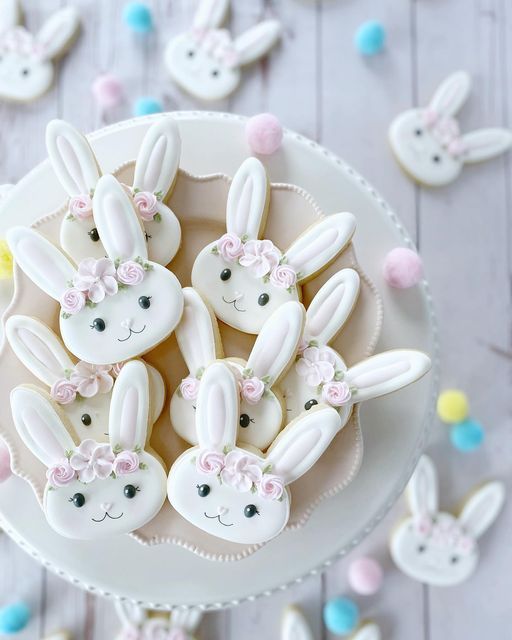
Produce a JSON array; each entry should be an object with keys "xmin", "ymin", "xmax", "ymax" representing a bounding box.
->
[
  {"xmin": 450, "ymin": 419, "xmax": 485, "ymax": 452},
  {"xmin": 323, "ymin": 597, "xmax": 359, "ymax": 635},
  {"xmin": 123, "ymin": 2, "xmax": 153, "ymax": 33},
  {"xmin": 0, "ymin": 602, "xmax": 31, "ymax": 634},
  {"xmin": 133, "ymin": 97, "xmax": 163, "ymax": 117},
  {"xmin": 355, "ymin": 21, "xmax": 386, "ymax": 56}
]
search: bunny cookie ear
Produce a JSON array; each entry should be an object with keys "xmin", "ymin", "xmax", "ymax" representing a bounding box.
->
[
  {"xmin": 345, "ymin": 350, "xmax": 431, "ymax": 404},
  {"xmin": 5, "ymin": 315, "xmax": 74, "ymax": 387},
  {"xmin": 460, "ymin": 129, "xmax": 512, "ymax": 164},
  {"xmin": 11, "ymin": 386, "xmax": 76, "ymax": 467},
  {"xmin": 196, "ymin": 362, "xmax": 239, "ymax": 452},
  {"xmin": 407, "ymin": 455, "xmax": 438, "ymax": 516},
  {"xmin": 36, "ymin": 7, "xmax": 80, "ymax": 61},
  {"xmin": 428, "ymin": 71, "xmax": 471, "ymax": 117},
  {"xmin": 0, "ymin": 0, "xmax": 20, "ymax": 33},
  {"xmin": 171, "ymin": 609, "xmax": 203, "ymax": 632},
  {"xmin": 109, "ymin": 360, "xmax": 150, "ymax": 451},
  {"xmin": 46, "ymin": 120, "xmax": 101, "ymax": 197},
  {"xmin": 6, "ymin": 227, "xmax": 76, "ymax": 302},
  {"xmin": 352, "ymin": 622, "xmax": 382, "ymax": 640},
  {"xmin": 176, "ymin": 288, "xmax": 222, "ymax": 377},
  {"xmin": 305, "ymin": 269, "xmax": 360, "ymax": 346},
  {"xmin": 281, "ymin": 606, "xmax": 314, "ymax": 640},
  {"xmin": 233, "ymin": 20, "xmax": 282, "ymax": 67},
  {"xmin": 226, "ymin": 157, "xmax": 269, "ymax": 240},
  {"xmin": 93, "ymin": 174, "xmax": 148, "ymax": 261},
  {"xmin": 192, "ymin": 0, "xmax": 229, "ymax": 30},
  {"xmin": 247, "ymin": 300, "xmax": 305, "ymax": 383},
  {"xmin": 115, "ymin": 601, "xmax": 146, "ymax": 628},
  {"xmin": 285, "ymin": 213, "xmax": 356, "ymax": 284},
  {"xmin": 458, "ymin": 481, "xmax": 505, "ymax": 539},
  {"xmin": 266, "ymin": 405, "xmax": 341, "ymax": 486}
]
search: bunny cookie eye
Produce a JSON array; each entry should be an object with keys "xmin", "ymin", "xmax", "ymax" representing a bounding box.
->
[
  {"xmin": 88, "ymin": 228, "xmax": 100, "ymax": 243},
  {"xmin": 239, "ymin": 413, "xmax": 254, "ymax": 428},
  {"xmin": 304, "ymin": 399, "xmax": 318, "ymax": 411},
  {"xmin": 138, "ymin": 296, "xmax": 152, "ymax": 309},
  {"xmin": 81, "ymin": 413, "xmax": 92, "ymax": 426},
  {"xmin": 91, "ymin": 318, "xmax": 106, "ymax": 332},
  {"xmin": 124, "ymin": 484, "xmax": 139, "ymax": 499},
  {"xmin": 450, "ymin": 555, "xmax": 460, "ymax": 564},
  {"xmin": 187, "ymin": 49, "xmax": 196, "ymax": 58},
  {"xmin": 417, "ymin": 544, "xmax": 427, "ymax": 553},
  {"xmin": 258, "ymin": 293, "xmax": 270, "ymax": 306},
  {"xmin": 197, "ymin": 484, "xmax": 210, "ymax": 497},
  {"xmin": 21, "ymin": 68, "xmax": 31, "ymax": 77},
  {"xmin": 414, "ymin": 128, "xmax": 423, "ymax": 137},
  {"xmin": 220, "ymin": 268, "xmax": 231, "ymax": 281},
  {"xmin": 244, "ymin": 504, "xmax": 259, "ymax": 518},
  {"xmin": 211, "ymin": 68, "xmax": 220, "ymax": 78},
  {"xmin": 69, "ymin": 493, "xmax": 86, "ymax": 508},
  {"xmin": 432, "ymin": 155, "xmax": 442, "ymax": 164}
]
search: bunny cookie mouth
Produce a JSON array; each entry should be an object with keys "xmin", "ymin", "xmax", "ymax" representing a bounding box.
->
[
  {"xmin": 204, "ymin": 512, "xmax": 234, "ymax": 527},
  {"xmin": 222, "ymin": 296, "xmax": 246, "ymax": 312},
  {"xmin": 117, "ymin": 325, "xmax": 147, "ymax": 342},
  {"xmin": 92, "ymin": 511, "xmax": 124, "ymax": 523}
]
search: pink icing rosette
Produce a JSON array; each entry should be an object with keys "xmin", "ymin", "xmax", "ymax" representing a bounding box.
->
[
  {"xmin": 196, "ymin": 450, "xmax": 225, "ymax": 475},
  {"xmin": 321, "ymin": 381, "xmax": 351, "ymax": 407},
  {"xmin": 116, "ymin": 260, "xmax": 146, "ymax": 286},
  {"xmin": 180, "ymin": 376, "xmax": 200, "ymax": 401},
  {"xmin": 70, "ymin": 361, "xmax": 113, "ymax": 398},
  {"xmin": 220, "ymin": 450, "xmax": 263, "ymax": 492},
  {"xmin": 134, "ymin": 191, "xmax": 159, "ymax": 221},
  {"xmin": 295, "ymin": 346, "xmax": 336, "ymax": 387},
  {"xmin": 113, "ymin": 450, "xmax": 140, "ymax": 475},
  {"xmin": 46, "ymin": 459, "xmax": 76, "ymax": 487},
  {"xmin": 73, "ymin": 257, "xmax": 118, "ymax": 304},
  {"xmin": 257, "ymin": 473, "xmax": 284, "ymax": 501},
  {"xmin": 60, "ymin": 287, "xmax": 86, "ymax": 315},
  {"xmin": 240, "ymin": 377, "xmax": 265, "ymax": 405},
  {"xmin": 239, "ymin": 239, "xmax": 281, "ymax": 278},
  {"xmin": 69, "ymin": 194, "xmax": 93, "ymax": 220},
  {"xmin": 216, "ymin": 232, "xmax": 244, "ymax": 262},
  {"xmin": 50, "ymin": 379, "xmax": 77, "ymax": 405},
  {"xmin": 269, "ymin": 264, "xmax": 297, "ymax": 290},
  {"xmin": 69, "ymin": 440, "xmax": 115, "ymax": 483}
]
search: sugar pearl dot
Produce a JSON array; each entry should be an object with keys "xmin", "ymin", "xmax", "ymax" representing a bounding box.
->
[
  {"xmin": 134, "ymin": 97, "xmax": 163, "ymax": 117},
  {"xmin": 348, "ymin": 557, "xmax": 383, "ymax": 595},
  {"xmin": 323, "ymin": 597, "xmax": 359, "ymax": 635},
  {"xmin": 437, "ymin": 389, "xmax": 469, "ymax": 424},
  {"xmin": 246, "ymin": 113, "xmax": 284, "ymax": 155},
  {"xmin": 91, "ymin": 74, "xmax": 124, "ymax": 109},
  {"xmin": 382, "ymin": 247, "xmax": 423, "ymax": 288},
  {"xmin": 0, "ymin": 437, "xmax": 11, "ymax": 483},
  {"xmin": 355, "ymin": 21, "xmax": 386, "ymax": 56},
  {"xmin": 123, "ymin": 2, "xmax": 153, "ymax": 33},
  {"xmin": 450, "ymin": 419, "xmax": 484, "ymax": 452},
  {"xmin": 0, "ymin": 602, "xmax": 31, "ymax": 634}
]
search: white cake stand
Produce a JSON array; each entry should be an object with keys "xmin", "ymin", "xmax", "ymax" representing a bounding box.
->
[{"xmin": 0, "ymin": 112, "xmax": 438, "ymax": 610}]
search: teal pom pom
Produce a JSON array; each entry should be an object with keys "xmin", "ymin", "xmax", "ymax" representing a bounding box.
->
[
  {"xmin": 133, "ymin": 97, "xmax": 163, "ymax": 117},
  {"xmin": 123, "ymin": 2, "xmax": 153, "ymax": 33},
  {"xmin": 323, "ymin": 597, "xmax": 359, "ymax": 635},
  {"xmin": 0, "ymin": 602, "xmax": 31, "ymax": 634},
  {"xmin": 450, "ymin": 419, "xmax": 485, "ymax": 452},
  {"xmin": 355, "ymin": 21, "xmax": 386, "ymax": 56}
]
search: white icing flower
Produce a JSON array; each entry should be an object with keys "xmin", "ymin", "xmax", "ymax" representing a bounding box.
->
[
  {"xmin": 73, "ymin": 257, "xmax": 118, "ymax": 303},
  {"xmin": 295, "ymin": 346, "xmax": 336, "ymax": 387},
  {"xmin": 69, "ymin": 362, "xmax": 113, "ymax": 398},
  {"xmin": 239, "ymin": 239, "xmax": 281, "ymax": 278}
]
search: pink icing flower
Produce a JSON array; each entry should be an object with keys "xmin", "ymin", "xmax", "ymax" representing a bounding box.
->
[
  {"xmin": 321, "ymin": 381, "xmax": 351, "ymax": 407},
  {"xmin": 111, "ymin": 362, "xmax": 125, "ymax": 377},
  {"xmin": 73, "ymin": 257, "xmax": 118, "ymax": 303},
  {"xmin": 216, "ymin": 232, "xmax": 244, "ymax": 262},
  {"xmin": 196, "ymin": 450, "xmax": 225, "ymax": 475},
  {"xmin": 295, "ymin": 346, "xmax": 336, "ymax": 387},
  {"xmin": 69, "ymin": 193, "xmax": 93, "ymax": 220},
  {"xmin": 46, "ymin": 459, "xmax": 76, "ymax": 487},
  {"xmin": 70, "ymin": 361, "xmax": 113, "ymax": 398},
  {"xmin": 69, "ymin": 440, "xmax": 115, "ymax": 483},
  {"xmin": 60, "ymin": 287, "xmax": 86, "ymax": 315},
  {"xmin": 50, "ymin": 379, "xmax": 77, "ymax": 405},
  {"xmin": 269, "ymin": 264, "xmax": 297, "ymax": 290},
  {"xmin": 134, "ymin": 191, "xmax": 159, "ymax": 221},
  {"xmin": 116, "ymin": 260, "xmax": 145, "ymax": 286},
  {"xmin": 143, "ymin": 619, "xmax": 187, "ymax": 640},
  {"xmin": 180, "ymin": 376, "xmax": 201, "ymax": 401},
  {"xmin": 221, "ymin": 450, "xmax": 262, "ymax": 492},
  {"xmin": 113, "ymin": 450, "xmax": 140, "ymax": 475},
  {"xmin": 240, "ymin": 377, "xmax": 265, "ymax": 405},
  {"xmin": 257, "ymin": 474, "xmax": 284, "ymax": 501},
  {"xmin": 239, "ymin": 239, "xmax": 281, "ymax": 278}
]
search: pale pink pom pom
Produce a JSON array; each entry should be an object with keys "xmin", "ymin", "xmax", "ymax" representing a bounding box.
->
[
  {"xmin": 347, "ymin": 556, "xmax": 383, "ymax": 595},
  {"xmin": 246, "ymin": 113, "xmax": 283, "ymax": 155},
  {"xmin": 0, "ymin": 438, "xmax": 12, "ymax": 483},
  {"xmin": 382, "ymin": 247, "xmax": 423, "ymax": 289},
  {"xmin": 91, "ymin": 73, "xmax": 124, "ymax": 109}
]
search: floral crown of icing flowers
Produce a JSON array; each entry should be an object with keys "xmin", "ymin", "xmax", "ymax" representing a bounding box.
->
[
  {"xmin": 50, "ymin": 361, "xmax": 114, "ymax": 405},
  {"xmin": 47, "ymin": 439, "xmax": 147, "ymax": 488},
  {"xmin": 60, "ymin": 256, "xmax": 153, "ymax": 318},
  {"xmin": 66, "ymin": 186, "xmax": 164, "ymax": 223},
  {"xmin": 212, "ymin": 232, "xmax": 299, "ymax": 292},
  {"xmin": 414, "ymin": 514, "xmax": 475, "ymax": 555},
  {"xmin": 295, "ymin": 342, "xmax": 355, "ymax": 408},
  {"xmin": 0, "ymin": 27, "xmax": 45, "ymax": 59},
  {"xmin": 422, "ymin": 109, "xmax": 467, "ymax": 158},
  {"xmin": 190, "ymin": 27, "xmax": 240, "ymax": 68},
  {"xmin": 178, "ymin": 366, "xmax": 271, "ymax": 405},
  {"xmin": 195, "ymin": 447, "xmax": 285, "ymax": 501}
]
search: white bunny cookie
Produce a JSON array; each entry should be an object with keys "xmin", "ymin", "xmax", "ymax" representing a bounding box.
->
[
  {"xmin": 389, "ymin": 71, "xmax": 512, "ymax": 186},
  {"xmin": 281, "ymin": 606, "xmax": 381, "ymax": 640},
  {"xmin": 0, "ymin": 0, "xmax": 80, "ymax": 103},
  {"xmin": 164, "ymin": 0, "xmax": 281, "ymax": 101},
  {"xmin": 171, "ymin": 287, "xmax": 304, "ymax": 451},
  {"xmin": 7, "ymin": 174, "xmax": 184, "ymax": 365},
  {"xmin": 115, "ymin": 601, "xmax": 202, "ymax": 640},
  {"xmin": 167, "ymin": 361, "xmax": 342, "ymax": 545},
  {"xmin": 46, "ymin": 117, "xmax": 182, "ymax": 266},
  {"xmin": 281, "ymin": 269, "xmax": 431, "ymax": 422},
  {"xmin": 11, "ymin": 360, "xmax": 167, "ymax": 540},
  {"xmin": 191, "ymin": 157, "xmax": 356, "ymax": 334},
  {"xmin": 390, "ymin": 455, "xmax": 505, "ymax": 587},
  {"xmin": 5, "ymin": 314, "xmax": 166, "ymax": 442}
]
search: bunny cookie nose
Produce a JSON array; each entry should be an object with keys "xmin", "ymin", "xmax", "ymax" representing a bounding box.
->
[
  {"xmin": 101, "ymin": 502, "xmax": 113, "ymax": 512},
  {"xmin": 217, "ymin": 506, "xmax": 229, "ymax": 517},
  {"xmin": 121, "ymin": 318, "xmax": 133, "ymax": 330}
]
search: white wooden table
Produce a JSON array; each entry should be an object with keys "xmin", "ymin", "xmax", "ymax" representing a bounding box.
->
[{"xmin": 1, "ymin": 1, "xmax": 511, "ymax": 638}]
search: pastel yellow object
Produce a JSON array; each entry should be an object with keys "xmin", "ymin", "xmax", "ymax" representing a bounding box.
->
[
  {"xmin": 43, "ymin": 632, "xmax": 71, "ymax": 640},
  {"xmin": 0, "ymin": 240, "xmax": 13, "ymax": 279},
  {"xmin": 437, "ymin": 389, "xmax": 469, "ymax": 423}
]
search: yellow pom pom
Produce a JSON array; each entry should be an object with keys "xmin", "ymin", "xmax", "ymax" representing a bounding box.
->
[
  {"xmin": 0, "ymin": 240, "xmax": 13, "ymax": 279},
  {"xmin": 437, "ymin": 389, "xmax": 469, "ymax": 424}
]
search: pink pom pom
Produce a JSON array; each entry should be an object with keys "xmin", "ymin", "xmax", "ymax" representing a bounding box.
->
[
  {"xmin": 0, "ymin": 438, "xmax": 12, "ymax": 483},
  {"xmin": 92, "ymin": 74, "xmax": 124, "ymax": 109},
  {"xmin": 348, "ymin": 557, "xmax": 383, "ymax": 595},
  {"xmin": 246, "ymin": 113, "xmax": 283, "ymax": 155},
  {"xmin": 382, "ymin": 247, "xmax": 423, "ymax": 289}
]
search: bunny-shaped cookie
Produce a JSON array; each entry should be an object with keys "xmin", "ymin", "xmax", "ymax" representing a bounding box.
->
[
  {"xmin": 167, "ymin": 361, "xmax": 342, "ymax": 544},
  {"xmin": 282, "ymin": 606, "xmax": 381, "ymax": 640},
  {"xmin": 7, "ymin": 174, "xmax": 184, "ymax": 366},
  {"xmin": 389, "ymin": 71, "xmax": 512, "ymax": 186},
  {"xmin": 171, "ymin": 287, "xmax": 304, "ymax": 450},
  {"xmin": 11, "ymin": 360, "xmax": 167, "ymax": 540},
  {"xmin": 191, "ymin": 157, "xmax": 356, "ymax": 334},
  {"xmin": 281, "ymin": 269, "xmax": 431, "ymax": 422},
  {"xmin": 164, "ymin": 0, "xmax": 281, "ymax": 101},
  {"xmin": 115, "ymin": 601, "xmax": 202, "ymax": 640},
  {"xmin": 390, "ymin": 455, "xmax": 505, "ymax": 587},
  {"xmin": 5, "ymin": 315, "xmax": 166, "ymax": 443},
  {"xmin": 0, "ymin": 0, "xmax": 80, "ymax": 103},
  {"xmin": 46, "ymin": 117, "xmax": 182, "ymax": 266}
]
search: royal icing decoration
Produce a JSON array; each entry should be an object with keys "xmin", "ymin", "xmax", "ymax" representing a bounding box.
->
[
  {"xmin": 50, "ymin": 361, "xmax": 113, "ymax": 403},
  {"xmin": 167, "ymin": 361, "xmax": 342, "ymax": 545},
  {"xmin": 389, "ymin": 71, "xmax": 512, "ymax": 186},
  {"xmin": 0, "ymin": 1, "xmax": 80, "ymax": 103},
  {"xmin": 164, "ymin": 0, "xmax": 281, "ymax": 101},
  {"xmin": 115, "ymin": 602, "xmax": 202, "ymax": 640},
  {"xmin": 191, "ymin": 157, "xmax": 356, "ymax": 334},
  {"xmin": 390, "ymin": 455, "xmax": 505, "ymax": 587}
]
